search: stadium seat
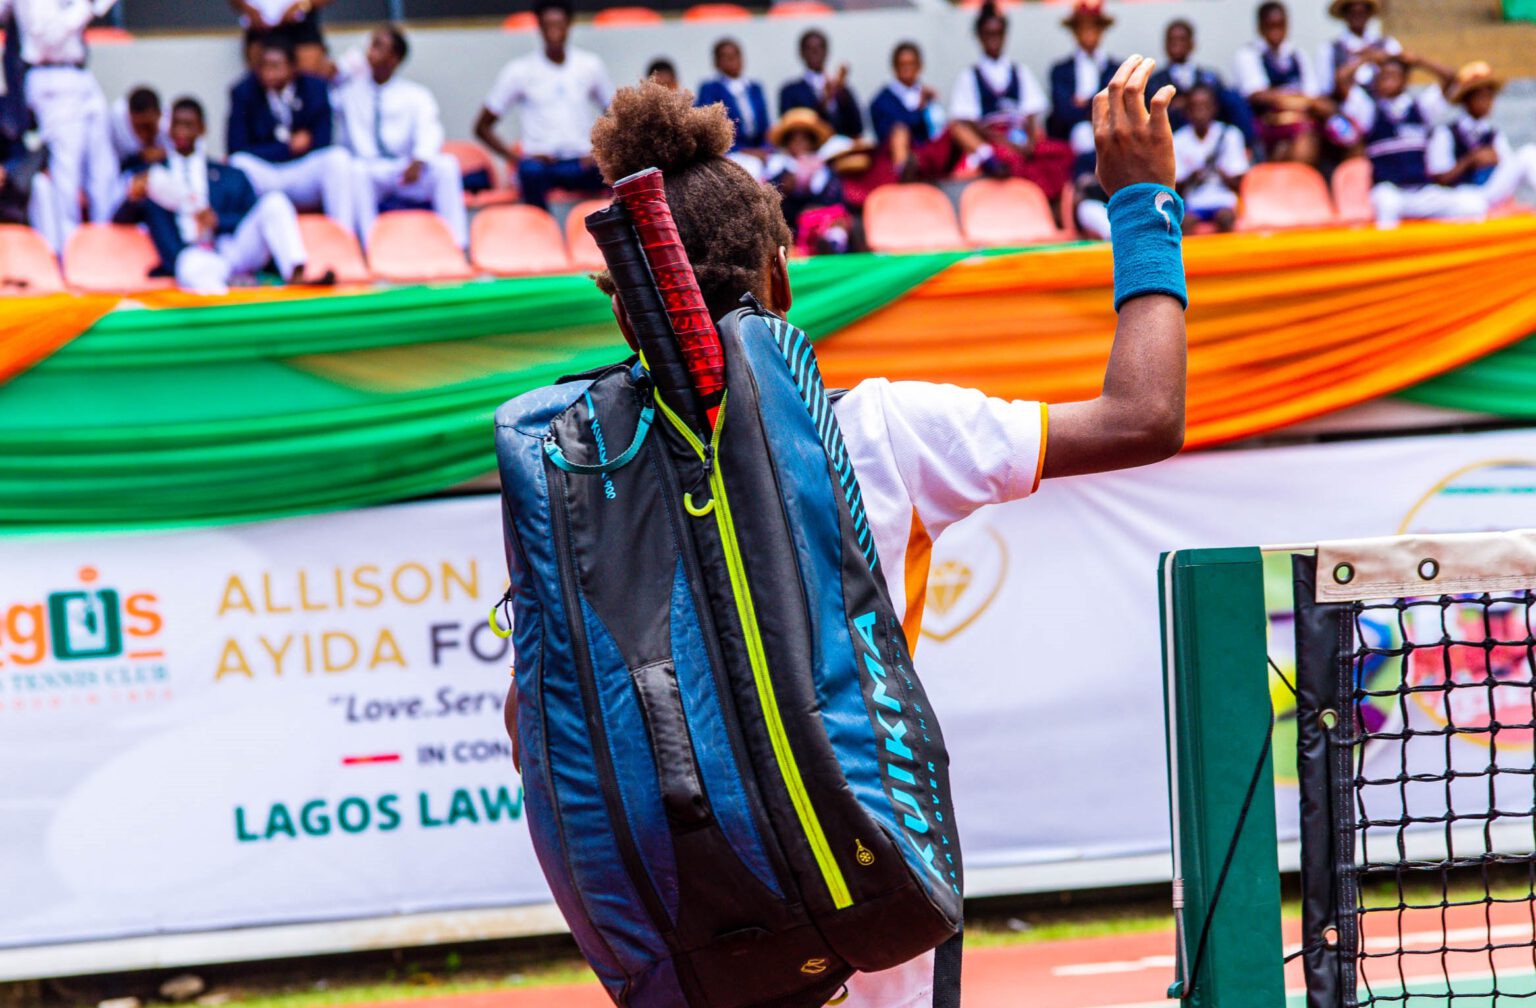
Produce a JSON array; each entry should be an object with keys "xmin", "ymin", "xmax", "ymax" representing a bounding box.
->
[
  {"xmin": 959, "ymin": 178, "xmax": 1067, "ymax": 247},
  {"xmin": 565, "ymin": 198, "xmax": 611, "ymax": 272},
  {"xmin": 501, "ymin": 11, "xmax": 536, "ymax": 31},
  {"xmin": 1237, "ymin": 162, "xmax": 1338, "ymax": 231},
  {"xmin": 63, "ymin": 224, "xmax": 170, "ymax": 293},
  {"xmin": 471, "ymin": 205, "xmax": 573, "ymax": 277},
  {"xmin": 863, "ymin": 183, "xmax": 966, "ymax": 253},
  {"xmin": 84, "ymin": 25, "xmax": 133, "ymax": 44},
  {"xmin": 443, "ymin": 139, "xmax": 518, "ymax": 208},
  {"xmin": 0, "ymin": 225, "xmax": 64, "ymax": 294},
  {"xmin": 1331, "ymin": 156, "xmax": 1374, "ymax": 225},
  {"xmin": 768, "ymin": 1, "xmax": 834, "ymax": 16},
  {"xmin": 682, "ymin": 3, "xmax": 753, "ymax": 20},
  {"xmin": 366, "ymin": 211, "xmax": 475, "ymax": 283},
  {"xmin": 593, "ymin": 6, "xmax": 665, "ymax": 25},
  {"xmin": 297, "ymin": 215, "xmax": 371, "ymax": 285}
]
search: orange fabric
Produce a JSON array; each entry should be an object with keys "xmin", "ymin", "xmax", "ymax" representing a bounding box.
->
[
  {"xmin": 0, "ymin": 293, "xmax": 120, "ymax": 382},
  {"xmin": 900, "ymin": 507, "xmax": 933, "ymax": 656},
  {"xmin": 815, "ymin": 217, "xmax": 1536, "ymax": 450}
]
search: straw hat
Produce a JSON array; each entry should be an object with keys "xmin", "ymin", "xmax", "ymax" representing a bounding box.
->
[
  {"xmin": 768, "ymin": 107, "xmax": 834, "ymax": 149},
  {"xmin": 1328, "ymin": 0, "xmax": 1380, "ymax": 19},
  {"xmin": 1448, "ymin": 60, "xmax": 1504, "ymax": 103},
  {"xmin": 819, "ymin": 134, "xmax": 875, "ymax": 175},
  {"xmin": 1061, "ymin": 0, "xmax": 1114, "ymax": 28}
]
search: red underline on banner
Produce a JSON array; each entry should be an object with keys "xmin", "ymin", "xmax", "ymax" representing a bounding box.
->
[
  {"xmin": 342, "ymin": 753, "xmax": 401, "ymax": 766},
  {"xmin": 127, "ymin": 650, "xmax": 164, "ymax": 659}
]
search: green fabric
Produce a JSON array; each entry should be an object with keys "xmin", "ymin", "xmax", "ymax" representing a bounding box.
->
[
  {"xmin": 1398, "ymin": 335, "xmax": 1536, "ymax": 416},
  {"xmin": 0, "ymin": 252, "xmax": 965, "ymax": 532},
  {"xmin": 1504, "ymin": 0, "xmax": 1536, "ymax": 21}
]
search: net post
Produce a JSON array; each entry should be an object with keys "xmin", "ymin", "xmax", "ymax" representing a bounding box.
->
[{"xmin": 1160, "ymin": 548, "xmax": 1285, "ymax": 1008}]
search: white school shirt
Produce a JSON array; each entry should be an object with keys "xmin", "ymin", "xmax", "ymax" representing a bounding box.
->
[
  {"xmin": 1425, "ymin": 113, "xmax": 1512, "ymax": 177},
  {"xmin": 832, "ymin": 378, "xmax": 1046, "ymax": 1008},
  {"xmin": 1341, "ymin": 84, "xmax": 1446, "ymax": 136},
  {"xmin": 482, "ymin": 47, "xmax": 613, "ymax": 160},
  {"xmin": 335, "ymin": 70, "xmax": 445, "ymax": 163},
  {"xmin": 1173, "ymin": 122, "xmax": 1249, "ymax": 211},
  {"xmin": 1316, "ymin": 25, "xmax": 1401, "ymax": 93},
  {"xmin": 1234, "ymin": 39, "xmax": 1321, "ymax": 99},
  {"xmin": 1073, "ymin": 47, "xmax": 1110, "ymax": 103},
  {"xmin": 240, "ymin": 0, "xmax": 309, "ymax": 28},
  {"xmin": 147, "ymin": 143, "xmax": 212, "ymax": 244},
  {"xmin": 948, "ymin": 55, "xmax": 1047, "ymax": 126},
  {"xmin": 14, "ymin": 0, "xmax": 116, "ymax": 66}
]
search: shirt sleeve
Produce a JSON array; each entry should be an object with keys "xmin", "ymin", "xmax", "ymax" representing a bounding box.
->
[
  {"xmin": 1417, "ymin": 86, "xmax": 1448, "ymax": 124},
  {"xmin": 1296, "ymin": 50, "xmax": 1322, "ymax": 98},
  {"xmin": 1343, "ymin": 86, "xmax": 1376, "ymax": 131},
  {"xmin": 1019, "ymin": 65, "xmax": 1048, "ymax": 119},
  {"xmin": 948, "ymin": 68, "xmax": 980, "ymax": 123},
  {"xmin": 482, "ymin": 61, "xmax": 522, "ymax": 118},
  {"xmin": 1315, "ymin": 42, "xmax": 1336, "ymax": 94},
  {"xmin": 865, "ymin": 378, "xmax": 1046, "ymax": 539},
  {"xmin": 1496, "ymin": 130, "xmax": 1515, "ymax": 164},
  {"xmin": 1234, "ymin": 46, "xmax": 1266, "ymax": 98},
  {"xmin": 1425, "ymin": 125, "xmax": 1455, "ymax": 176},
  {"xmin": 412, "ymin": 86, "xmax": 446, "ymax": 160}
]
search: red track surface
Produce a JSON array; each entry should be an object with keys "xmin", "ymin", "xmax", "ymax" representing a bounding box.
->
[{"xmin": 365, "ymin": 901, "xmax": 1536, "ymax": 1008}]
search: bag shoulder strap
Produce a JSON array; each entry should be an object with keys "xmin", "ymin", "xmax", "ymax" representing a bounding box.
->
[{"xmin": 932, "ymin": 929, "xmax": 963, "ymax": 1008}]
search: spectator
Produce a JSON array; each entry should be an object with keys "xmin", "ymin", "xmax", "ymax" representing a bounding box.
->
[
  {"xmin": 142, "ymin": 97, "xmax": 330, "ymax": 294},
  {"xmin": 949, "ymin": 1, "xmax": 1073, "ymax": 195},
  {"xmin": 0, "ymin": 120, "xmax": 62, "ymax": 255},
  {"xmin": 1343, "ymin": 54, "xmax": 1481, "ymax": 227},
  {"xmin": 475, "ymin": 0, "xmax": 612, "ymax": 211},
  {"xmin": 1319, "ymin": 0, "xmax": 1401, "ymax": 99},
  {"xmin": 1149, "ymin": 19, "xmax": 1258, "ymax": 149},
  {"xmin": 1235, "ymin": 1, "xmax": 1330, "ymax": 164},
  {"xmin": 779, "ymin": 28, "xmax": 862, "ymax": 140},
  {"xmin": 1173, "ymin": 83, "xmax": 1248, "ymax": 233},
  {"xmin": 14, "ymin": 0, "xmax": 122, "ymax": 235},
  {"xmin": 333, "ymin": 25, "xmax": 466, "ymax": 249},
  {"xmin": 1047, "ymin": 0, "xmax": 1117, "ymax": 145},
  {"xmin": 867, "ymin": 41, "xmax": 952, "ymax": 185},
  {"xmin": 231, "ymin": 0, "xmax": 332, "ymax": 78},
  {"xmin": 697, "ymin": 38, "xmax": 770, "ymax": 153},
  {"xmin": 109, "ymin": 86, "xmax": 169, "ymax": 173},
  {"xmin": 228, "ymin": 37, "xmax": 353, "ymax": 228},
  {"xmin": 765, "ymin": 107, "xmax": 852, "ymax": 254},
  {"xmin": 1428, "ymin": 62, "xmax": 1536, "ymax": 214},
  {"xmin": 647, "ymin": 58, "xmax": 678, "ymax": 91}
]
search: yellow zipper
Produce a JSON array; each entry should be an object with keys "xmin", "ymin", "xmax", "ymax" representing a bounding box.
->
[{"xmin": 657, "ymin": 396, "xmax": 853, "ymax": 910}]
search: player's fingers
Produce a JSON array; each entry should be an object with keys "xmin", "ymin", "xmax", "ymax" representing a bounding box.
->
[
  {"xmin": 1149, "ymin": 84, "xmax": 1176, "ymax": 132},
  {"xmin": 1124, "ymin": 57, "xmax": 1156, "ymax": 121},
  {"xmin": 1092, "ymin": 87, "xmax": 1110, "ymax": 140}
]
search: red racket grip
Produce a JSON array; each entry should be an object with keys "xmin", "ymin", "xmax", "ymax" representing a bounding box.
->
[{"xmin": 612, "ymin": 168, "xmax": 725, "ymax": 407}]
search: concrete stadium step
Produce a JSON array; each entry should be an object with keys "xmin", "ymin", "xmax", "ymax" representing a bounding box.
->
[{"xmin": 1384, "ymin": 0, "xmax": 1536, "ymax": 77}]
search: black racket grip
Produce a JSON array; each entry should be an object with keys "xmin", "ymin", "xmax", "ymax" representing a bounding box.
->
[{"xmin": 585, "ymin": 203, "xmax": 707, "ymax": 433}]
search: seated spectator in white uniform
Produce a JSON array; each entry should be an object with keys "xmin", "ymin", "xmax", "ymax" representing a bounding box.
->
[
  {"xmin": 1234, "ymin": 1, "xmax": 1328, "ymax": 165},
  {"xmin": 1343, "ymin": 54, "xmax": 1483, "ymax": 228},
  {"xmin": 1172, "ymin": 83, "xmax": 1249, "ymax": 233},
  {"xmin": 109, "ymin": 86, "xmax": 169, "ymax": 173},
  {"xmin": 0, "ymin": 124, "xmax": 63, "ymax": 255},
  {"xmin": 227, "ymin": 37, "xmax": 353, "ymax": 229},
  {"xmin": 1318, "ymin": 0, "xmax": 1401, "ymax": 99},
  {"xmin": 14, "ymin": 0, "xmax": 121, "ymax": 233},
  {"xmin": 1427, "ymin": 61, "xmax": 1536, "ymax": 214},
  {"xmin": 143, "ymin": 97, "xmax": 331, "ymax": 295},
  {"xmin": 333, "ymin": 24, "xmax": 466, "ymax": 249},
  {"xmin": 475, "ymin": 0, "xmax": 612, "ymax": 210},
  {"xmin": 230, "ymin": 0, "xmax": 332, "ymax": 77}
]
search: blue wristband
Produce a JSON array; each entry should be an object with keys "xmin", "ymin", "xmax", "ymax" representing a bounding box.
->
[{"xmin": 1107, "ymin": 183, "xmax": 1188, "ymax": 312}]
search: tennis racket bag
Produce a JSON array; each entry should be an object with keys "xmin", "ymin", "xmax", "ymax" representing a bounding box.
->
[{"xmin": 493, "ymin": 303, "xmax": 963, "ymax": 1007}]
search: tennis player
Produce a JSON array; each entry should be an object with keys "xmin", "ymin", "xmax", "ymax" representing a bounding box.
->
[{"xmin": 506, "ymin": 54, "xmax": 1187, "ymax": 1008}]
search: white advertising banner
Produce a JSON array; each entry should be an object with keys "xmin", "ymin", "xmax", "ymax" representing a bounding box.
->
[{"xmin": 4, "ymin": 427, "xmax": 1536, "ymax": 951}]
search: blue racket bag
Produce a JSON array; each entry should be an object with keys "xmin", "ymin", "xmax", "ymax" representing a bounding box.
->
[{"xmin": 493, "ymin": 303, "xmax": 963, "ymax": 1007}]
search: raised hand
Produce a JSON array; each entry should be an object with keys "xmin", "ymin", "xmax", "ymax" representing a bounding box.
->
[{"xmin": 1093, "ymin": 55, "xmax": 1177, "ymax": 197}]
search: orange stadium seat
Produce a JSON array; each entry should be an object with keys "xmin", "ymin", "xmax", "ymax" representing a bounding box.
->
[
  {"xmin": 501, "ymin": 11, "xmax": 537, "ymax": 31},
  {"xmin": 443, "ymin": 140, "xmax": 518, "ymax": 208},
  {"xmin": 768, "ymin": 1, "xmax": 834, "ymax": 16},
  {"xmin": 471, "ymin": 205, "xmax": 573, "ymax": 277},
  {"xmin": 594, "ymin": 6, "xmax": 665, "ymax": 25},
  {"xmin": 297, "ymin": 215, "xmax": 371, "ymax": 285},
  {"xmin": 63, "ymin": 224, "xmax": 170, "ymax": 293},
  {"xmin": 0, "ymin": 225, "xmax": 64, "ymax": 294},
  {"xmin": 959, "ymin": 178, "xmax": 1067, "ymax": 247},
  {"xmin": 682, "ymin": 3, "xmax": 753, "ymax": 21},
  {"xmin": 565, "ymin": 198, "xmax": 611, "ymax": 272},
  {"xmin": 863, "ymin": 183, "xmax": 965, "ymax": 253},
  {"xmin": 367, "ymin": 211, "xmax": 475, "ymax": 283},
  {"xmin": 1237, "ymin": 162, "xmax": 1337, "ymax": 231},
  {"xmin": 84, "ymin": 26, "xmax": 133, "ymax": 44},
  {"xmin": 1331, "ymin": 156, "xmax": 1374, "ymax": 225}
]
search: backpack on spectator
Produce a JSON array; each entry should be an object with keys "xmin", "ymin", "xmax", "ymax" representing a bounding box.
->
[{"xmin": 493, "ymin": 301, "xmax": 964, "ymax": 1007}]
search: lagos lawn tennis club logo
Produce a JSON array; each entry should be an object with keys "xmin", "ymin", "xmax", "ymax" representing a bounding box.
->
[{"xmin": 0, "ymin": 566, "xmax": 167, "ymax": 712}]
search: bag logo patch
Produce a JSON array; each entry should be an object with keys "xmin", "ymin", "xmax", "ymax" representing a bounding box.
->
[
  {"xmin": 855, "ymin": 838, "xmax": 874, "ymax": 867},
  {"xmin": 800, "ymin": 957, "xmax": 830, "ymax": 976}
]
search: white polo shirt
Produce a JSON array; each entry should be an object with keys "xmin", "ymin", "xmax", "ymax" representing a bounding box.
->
[
  {"xmin": 948, "ymin": 56, "xmax": 1048, "ymax": 129},
  {"xmin": 1173, "ymin": 122, "xmax": 1250, "ymax": 211},
  {"xmin": 482, "ymin": 47, "xmax": 614, "ymax": 160},
  {"xmin": 832, "ymin": 377, "xmax": 1046, "ymax": 1007}
]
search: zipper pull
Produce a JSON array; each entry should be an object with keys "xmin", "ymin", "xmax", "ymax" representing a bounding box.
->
[{"xmin": 702, "ymin": 442, "xmax": 715, "ymax": 476}]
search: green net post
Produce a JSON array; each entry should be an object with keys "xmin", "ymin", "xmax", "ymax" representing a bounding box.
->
[{"xmin": 1159, "ymin": 548, "xmax": 1285, "ymax": 1008}]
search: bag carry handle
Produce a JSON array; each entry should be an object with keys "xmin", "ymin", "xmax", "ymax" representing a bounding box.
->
[{"xmin": 542, "ymin": 402, "xmax": 655, "ymax": 476}]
